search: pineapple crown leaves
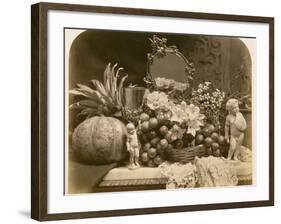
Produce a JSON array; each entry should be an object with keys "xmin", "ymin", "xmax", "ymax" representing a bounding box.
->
[{"xmin": 69, "ymin": 63, "xmax": 128, "ymax": 118}]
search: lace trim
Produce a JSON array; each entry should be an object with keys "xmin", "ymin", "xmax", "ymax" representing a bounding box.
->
[{"xmin": 159, "ymin": 156, "xmax": 239, "ymax": 189}]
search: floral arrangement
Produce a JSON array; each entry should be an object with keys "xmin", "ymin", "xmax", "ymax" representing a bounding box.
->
[
  {"xmin": 146, "ymin": 91, "xmax": 169, "ymax": 111},
  {"xmin": 154, "ymin": 77, "xmax": 188, "ymax": 92},
  {"xmin": 190, "ymin": 82, "xmax": 225, "ymax": 128},
  {"xmin": 145, "ymin": 91, "xmax": 205, "ymax": 136}
]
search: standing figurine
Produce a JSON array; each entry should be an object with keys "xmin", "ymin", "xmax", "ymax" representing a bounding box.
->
[
  {"xmin": 126, "ymin": 123, "xmax": 141, "ymax": 169},
  {"xmin": 225, "ymin": 99, "xmax": 247, "ymax": 161}
]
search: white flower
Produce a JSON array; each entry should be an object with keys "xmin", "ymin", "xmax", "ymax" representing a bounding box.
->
[
  {"xmin": 155, "ymin": 77, "xmax": 175, "ymax": 90},
  {"xmin": 146, "ymin": 91, "xmax": 169, "ymax": 110},
  {"xmin": 174, "ymin": 82, "xmax": 188, "ymax": 91},
  {"xmin": 168, "ymin": 101, "xmax": 205, "ymax": 136}
]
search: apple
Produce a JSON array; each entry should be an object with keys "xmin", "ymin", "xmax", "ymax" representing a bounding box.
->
[
  {"xmin": 213, "ymin": 149, "xmax": 221, "ymax": 157},
  {"xmin": 206, "ymin": 147, "xmax": 213, "ymax": 156},
  {"xmin": 159, "ymin": 125, "xmax": 169, "ymax": 136},
  {"xmin": 141, "ymin": 152, "xmax": 149, "ymax": 162},
  {"xmin": 147, "ymin": 130, "xmax": 157, "ymax": 139},
  {"xmin": 147, "ymin": 160, "xmax": 156, "ymax": 167},
  {"xmin": 149, "ymin": 118, "xmax": 158, "ymax": 129},
  {"xmin": 159, "ymin": 139, "xmax": 169, "ymax": 149},
  {"xmin": 141, "ymin": 121, "xmax": 150, "ymax": 132},
  {"xmin": 142, "ymin": 142, "xmax": 151, "ymax": 152},
  {"xmin": 154, "ymin": 155, "xmax": 163, "ymax": 166},
  {"xmin": 204, "ymin": 137, "xmax": 213, "ymax": 147},
  {"xmin": 211, "ymin": 132, "xmax": 219, "ymax": 142},
  {"xmin": 202, "ymin": 124, "xmax": 216, "ymax": 136},
  {"xmin": 150, "ymin": 137, "xmax": 161, "ymax": 147},
  {"xmin": 218, "ymin": 135, "xmax": 226, "ymax": 145},
  {"xmin": 156, "ymin": 114, "xmax": 165, "ymax": 124},
  {"xmin": 211, "ymin": 142, "xmax": 219, "ymax": 150},
  {"xmin": 139, "ymin": 113, "xmax": 150, "ymax": 122},
  {"xmin": 202, "ymin": 126, "xmax": 211, "ymax": 137},
  {"xmin": 165, "ymin": 131, "xmax": 173, "ymax": 143},
  {"xmin": 148, "ymin": 147, "xmax": 157, "ymax": 158},
  {"xmin": 167, "ymin": 144, "xmax": 173, "ymax": 150},
  {"xmin": 156, "ymin": 144, "xmax": 164, "ymax": 155},
  {"xmin": 156, "ymin": 142, "xmax": 162, "ymax": 151},
  {"xmin": 195, "ymin": 134, "xmax": 205, "ymax": 145},
  {"xmin": 137, "ymin": 130, "xmax": 143, "ymax": 136},
  {"xmin": 175, "ymin": 140, "xmax": 184, "ymax": 149},
  {"xmin": 207, "ymin": 124, "xmax": 216, "ymax": 133},
  {"xmin": 205, "ymin": 123, "xmax": 216, "ymax": 133},
  {"xmin": 158, "ymin": 149, "xmax": 166, "ymax": 158},
  {"xmin": 141, "ymin": 134, "xmax": 149, "ymax": 143}
]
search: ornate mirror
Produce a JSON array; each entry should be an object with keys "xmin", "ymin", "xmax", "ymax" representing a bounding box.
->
[{"xmin": 146, "ymin": 35, "xmax": 195, "ymax": 86}]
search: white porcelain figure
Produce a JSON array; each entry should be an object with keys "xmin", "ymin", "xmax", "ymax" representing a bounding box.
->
[
  {"xmin": 126, "ymin": 123, "xmax": 141, "ymax": 170},
  {"xmin": 225, "ymin": 99, "xmax": 247, "ymax": 161}
]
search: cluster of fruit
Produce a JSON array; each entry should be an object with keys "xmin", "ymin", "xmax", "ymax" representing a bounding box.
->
[
  {"xmin": 137, "ymin": 111, "xmax": 193, "ymax": 167},
  {"xmin": 195, "ymin": 123, "xmax": 228, "ymax": 157}
]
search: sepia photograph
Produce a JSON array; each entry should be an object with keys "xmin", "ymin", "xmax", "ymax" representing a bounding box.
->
[
  {"xmin": 31, "ymin": 2, "xmax": 274, "ymax": 220},
  {"xmin": 66, "ymin": 28, "xmax": 254, "ymax": 194}
]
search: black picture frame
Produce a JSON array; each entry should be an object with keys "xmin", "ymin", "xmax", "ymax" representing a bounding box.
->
[{"xmin": 31, "ymin": 2, "xmax": 274, "ymax": 221}]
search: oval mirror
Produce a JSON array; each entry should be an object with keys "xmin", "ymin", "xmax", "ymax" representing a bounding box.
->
[
  {"xmin": 150, "ymin": 52, "xmax": 187, "ymax": 83},
  {"xmin": 146, "ymin": 35, "xmax": 195, "ymax": 85}
]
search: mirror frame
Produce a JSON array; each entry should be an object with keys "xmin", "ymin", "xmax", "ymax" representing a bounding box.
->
[{"xmin": 146, "ymin": 35, "xmax": 195, "ymax": 85}]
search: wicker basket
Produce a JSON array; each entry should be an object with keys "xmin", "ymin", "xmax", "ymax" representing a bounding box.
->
[{"xmin": 166, "ymin": 145, "xmax": 206, "ymax": 164}]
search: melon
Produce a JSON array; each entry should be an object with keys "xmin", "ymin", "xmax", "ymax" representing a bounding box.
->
[{"xmin": 72, "ymin": 116, "xmax": 127, "ymax": 164}]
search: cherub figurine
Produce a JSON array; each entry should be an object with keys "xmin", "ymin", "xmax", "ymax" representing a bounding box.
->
[
  {"xmin": 126, "ymin": 123, "xmax": 140, "ymax": 170},
  {"xmin": 225, "ymin": 99, "xmax": 247, "ymax": 161}
]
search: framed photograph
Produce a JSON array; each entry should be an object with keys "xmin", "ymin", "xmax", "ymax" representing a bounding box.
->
[{"xmin": 31, "ymin": 2, "xmax": 274, "ymax": 221}]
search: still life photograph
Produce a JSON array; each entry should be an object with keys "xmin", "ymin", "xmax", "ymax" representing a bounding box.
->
[
  {"xmin": 31, "ymin": 2, "xmax": 274, "ymax": 221},
  {"xmin": 67, "ymin": 31, "xmax": 254, "ymax": 194}
]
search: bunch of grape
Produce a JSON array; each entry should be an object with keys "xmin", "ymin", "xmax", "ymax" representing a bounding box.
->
[
  {"xmin": 194, "ymin": 123, "xmax": 228, "ymax": 157},
  {"xmin": 137, "ymin": 111, "xmax": 195, "ymax": 167}
]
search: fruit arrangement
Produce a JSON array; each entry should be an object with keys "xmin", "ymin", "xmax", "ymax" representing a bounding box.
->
[
  {"xmin": 137, "ymin": 110, "xmax": 201, "ymax": 167},
  {"xmin": 194, "ymin": 123, "xmax": 228, "ymax": 158}
]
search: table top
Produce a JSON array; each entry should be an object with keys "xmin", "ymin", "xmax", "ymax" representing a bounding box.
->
[{"xmin": 68, "ymin": 160, "xmax": 252, "ymax": 194}]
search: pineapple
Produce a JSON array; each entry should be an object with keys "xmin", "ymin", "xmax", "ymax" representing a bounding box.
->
[{"xmin": 69, "ymin": 63, "xmax": 128, "ymax": 118}]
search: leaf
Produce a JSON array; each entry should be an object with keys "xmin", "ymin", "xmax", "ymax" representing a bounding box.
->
[
  {"xmin": 110, "ymin": 64, "xmax": 118, "ymax": 95},
  {"xmin": 104, "ymin": 63, "xmax": 111, "ymax": 93},
  {"xmin": 117, "ymin": 74, "xmax": 128, "ymax": 106},
  {"xmin": 76, "ymin": 83, "xmax": 95, "ymax": 93},
  {"xmin": 77, "ymin": 100, "xmax": 100, "ymax": 109},
  {"xmin": 69, "ymin": 89, "xmax": 88, "ymax": 97},
  {"xmin": 91, "ymin": 80, "xmax": 109, "ymax": 98},
  {"xmin": 113, "ymin": 67, "xmax": 123, "ymax": 100},
  {"xmin": 78, "ymin": 108, "xmax": 101, "ymax": 117},
  {"xmin": 70, "ymin": 87, "xmax": 106, "ymax": 106},
  {"xmin": 113, "ymin": 111, "xmax": 122, "ymax": 117},
  {"xmin": 69, "ymin": 102, "xmax": 86, "ymax": 109}
]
